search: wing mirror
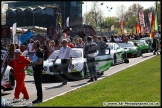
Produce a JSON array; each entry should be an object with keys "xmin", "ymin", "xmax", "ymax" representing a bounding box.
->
[{"xmin": 116, "ymin": 47, "xmax": 120, "ymax": 50}]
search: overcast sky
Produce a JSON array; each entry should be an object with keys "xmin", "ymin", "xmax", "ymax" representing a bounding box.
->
[
  {"xmin": 82, "ymin": 1, "xmax": 155, "ymax": 18},
  {"xmin": 2, "ymin": 1, "xmax": 155, "ymax": 17}
]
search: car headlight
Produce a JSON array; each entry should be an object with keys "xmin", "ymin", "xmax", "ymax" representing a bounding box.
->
[
  {"xmin": 43, "ymin": 66, "xmax": 47, "ymax": 71},
  {"xmin": 74, "ymin": 63, "xmax": 79, "ymax": 67},
  {"xmin": 69, "ymin": 64, "xmax": 74, "ymax": 69}
]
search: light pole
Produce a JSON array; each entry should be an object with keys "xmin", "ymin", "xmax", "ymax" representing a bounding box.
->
[
  {"xmin": 100, "ymin": 3, "xmax": 103, "ymax": 11},
  {"xmin": 106, "ymin": 6, "xmax": 113, "ymax": 30},
  {"xmin": 100, "ymin": 3, "xmax": 103, "ymax": 29}
]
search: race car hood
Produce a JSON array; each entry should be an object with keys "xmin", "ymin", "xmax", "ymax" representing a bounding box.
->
[{"xmin": 43, "ymin": 58, "xmax": 83, "ymax": 66}]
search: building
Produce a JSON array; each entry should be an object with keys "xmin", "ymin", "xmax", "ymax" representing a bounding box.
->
[{"xmin": 6, "ymin": 1, "xmax": 83, "ymax": 29}]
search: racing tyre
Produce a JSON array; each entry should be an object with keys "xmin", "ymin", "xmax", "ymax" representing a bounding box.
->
[
  {"xmin": 122, "ymin": 52, "xmax": 127, "ymax": 62},
  {"xmin": 112, "ymin": 54, "xmax": 117, "ymax": 66},
  {"xmin": 5, "ymin": 70, "xmax": 15, "ymax": 91},
  {"xmin": 136, "ymin": 49, "xmax": 142, "ymax": 57},
  {"xmin": 82, "ymin": 63, "xmax": 88, "ymax": 79}
]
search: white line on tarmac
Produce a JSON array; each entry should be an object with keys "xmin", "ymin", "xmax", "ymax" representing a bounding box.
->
[{"xmin": 43, "ymin": 55, "xmax": 156, "ymax": 103}]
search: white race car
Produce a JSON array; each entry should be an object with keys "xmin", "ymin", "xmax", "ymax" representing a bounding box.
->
[
  {"xmin": 24, "ymin": 48, "xmax": 113, "ymax": 81},
  {"xmin": 106, "ymin": 42, "xmax": 127, "ymax": 65},
  {"xmin": 1, "ymin": 49, "xmax": 15, "ymax": 92}
]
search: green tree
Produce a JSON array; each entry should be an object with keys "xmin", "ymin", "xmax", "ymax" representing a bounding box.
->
[
  {"xmin": 123, "ymin": 3, "xmax": 142, "ymax": 22},
  {"xmin": 89, "ymin": 2, "xmax": 103, "ymax": 28},
  {"xmin": 125, "ymin": 15, "xmax": 138, "ymax": 28},
  {"xmin": 83, "ymin": 12, "xmax": 92, "ymax": 25}
]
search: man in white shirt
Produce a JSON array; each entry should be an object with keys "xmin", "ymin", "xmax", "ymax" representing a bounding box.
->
[
  {"xmin": 27, "ymin": 40, "xmax": 35, "ymax": 60},
  {"xmin": 52, "ymin": 39, "xmax": 72, "ymax": 85}
]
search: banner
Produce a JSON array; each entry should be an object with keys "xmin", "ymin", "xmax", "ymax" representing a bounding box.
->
[
  {"xmin": 148, "ymin": 12, "xmax": 152, "ymax": 29},
  {"xmin": 111, "ymin": 25, "xmax": 114, "ymax": 31},
  {"xmin": 138, "ymin": 7, "xmax": 145, "ymax": 34},
  {"xmin": 1, "ymin": 25, "xmax": 11, "ymax": 38},
  {"xmin": 151, "ymin": 8, "xmax": 155, "ymax": 38},
  {"xmin": 120, "ymin": 21, "xmax": 124, "ymax": 34},
  {"xmin": 12, "ymin": 23, "xmax": 17, "ymax": 43},
  {"xmin": 19, "ymin": 31, "xmax": 34, "ymax": 44},
  {"xmin": 34, "ymin": 34, "xmax": 45, "ymax": 44}
]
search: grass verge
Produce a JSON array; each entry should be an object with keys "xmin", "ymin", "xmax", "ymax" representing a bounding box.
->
[{"xmin": 33, "ymin": 56, "xmax": 161, "ymax": 107}]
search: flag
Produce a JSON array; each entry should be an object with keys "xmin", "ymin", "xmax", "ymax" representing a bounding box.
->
[
  {"xmin": 151, "ymin": 8, "xmax": 155, "ymax": 38},
  {"xmin": 120, "ymin": 21, "xmax": 124, "ymax": 34},
  {"xmin": 136, "ymin": 23, "xmax": 141, "ymax": 34},
  {"xmin": 155, "ymin": 1, "xmax": 158, "ymax": 31},
  {"xmin": 12, "ymin": 23, "xmax": 17, "ymax": 43}
]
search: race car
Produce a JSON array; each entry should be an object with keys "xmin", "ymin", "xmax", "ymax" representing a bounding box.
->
[
  {"xmin": 140, "ymin": 37, "xmax": 153, "ymax": 52},
  {"xmin": 1, "ymin": 48, "xmax": 15, "ymax": 92},
  {"xmin": 24, "ymin": 48, "xmax": 113, "ymax": 81},
  {"xmin": 106, "ymin": 42, "xmax": 127, "ymax": 65},
  {"xmin": 131, "ymin": 39, "xmax": 152, "ymax": 54},
  {"xmin": 117, "ymin": 41, "xmax": 141, "ymax": 58}
]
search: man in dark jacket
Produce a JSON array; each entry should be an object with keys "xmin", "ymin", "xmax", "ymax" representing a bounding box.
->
[
  {"xmin": 84, "ymin": 36, "xmax": 97, "ymax": 82},
  {"xmin": 152, "ymin": 37, "xmax": 158, "ymax": 55}
]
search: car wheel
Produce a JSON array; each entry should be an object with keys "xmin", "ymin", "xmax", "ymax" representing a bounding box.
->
[
  {"xmin": 5, "ymin": 70, "xmax": 15, "ymax": 91},
  {"xmin": 97, "ymin": 71, "xmax": 104, "ymax": 77},
  {"xmin": 112, "ymin": 54, "xmax": 117, "ymax": 66},
  {"xmin": 122, "ymin": 52, "xmax": 127, "ymax": 62},
  {"xmin": 79, "ymin": 63, "xmax": 87, "ymax": 79},
  {"xmin": 137, "ymin": 49, "xmax": 141, "ymax": 57}
]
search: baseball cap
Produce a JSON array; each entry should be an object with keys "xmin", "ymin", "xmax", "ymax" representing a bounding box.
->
[{"xmin": 14, "ymin": 49, "xmax": 21, "ymax": 53}]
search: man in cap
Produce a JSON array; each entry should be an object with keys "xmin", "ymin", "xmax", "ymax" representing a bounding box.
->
[{"xmin": 13, "ymin": 49, "xmax": 30, "ymax": 100}]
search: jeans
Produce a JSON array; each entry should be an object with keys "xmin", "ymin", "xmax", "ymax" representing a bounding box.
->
[
  {"xmin": 33, "ymin": 69, "xmax": 42, "ymax": 100},
  {"xmin": 86, "ymin": 57, "xmax": 97, "ymax": 78},
  {"xmin": 61, "ymin": 59, "xmax": 70, "ymax": 82}
]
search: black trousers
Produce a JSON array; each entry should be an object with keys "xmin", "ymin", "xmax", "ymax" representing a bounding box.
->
[
  {"xmin": 61, "ymin": 59, "xmax": 70, "ymax": 82},
  {"xmin": 33, "ymin": 69, "xmax": 43, "ymax": 100}
]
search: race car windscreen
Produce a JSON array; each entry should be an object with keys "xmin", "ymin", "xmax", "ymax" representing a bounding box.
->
[
  {"xmin": 106, "ymin": 43, "xmax": 113, "ymax": 50},
  {"xmin": 48, "ymin": 50, "xmax": 82, "ymax": 59},
  {"xmin": 118, "ymin": 43, "xmax": 135, "ymax": 48},
  {"xmin": 72, "ymin": 50, "xmax": 82, "ymax": 58}
]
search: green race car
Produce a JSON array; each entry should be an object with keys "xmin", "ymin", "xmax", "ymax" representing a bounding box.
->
[
  {"xmin": 131, "ymin": 39, "xmax": 152, "ymax": 54},
  {"xmin": 117, "ymin": 41, "xmax": 141, "ymax": 58}
]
